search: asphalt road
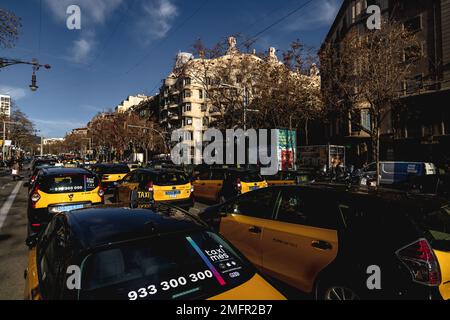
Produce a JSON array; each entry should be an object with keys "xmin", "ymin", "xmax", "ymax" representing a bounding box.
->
[{"xmin": 0, "ymin": 173, "xmax": 28, "ymax": 300}]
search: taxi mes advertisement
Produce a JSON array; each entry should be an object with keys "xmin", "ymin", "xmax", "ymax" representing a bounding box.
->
[{"xmin": 126, "ymin": 236, "xmax": 246, "ymax": 300}]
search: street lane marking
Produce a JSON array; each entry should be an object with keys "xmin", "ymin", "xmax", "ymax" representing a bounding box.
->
[
  {"xmin": 0, "ymin": 181, "xmax": 23, "ymax": 230},
  {"xmin": 1, "ymin": 183, "xmax": 11, "ymax": 190}
]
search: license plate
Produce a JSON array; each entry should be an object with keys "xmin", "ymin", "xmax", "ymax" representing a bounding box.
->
[
  {"xmin": 165, "ymin": 190, "xmax": 181, "ymax": 198},
  {"xmin": 250, "ymin": 186, "xmax": 259, "ymax": 191},
  {"xmin": 51, "ymin": 204, "xmax": 85, "ymax": 213}
]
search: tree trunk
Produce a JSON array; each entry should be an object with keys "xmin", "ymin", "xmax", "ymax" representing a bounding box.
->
[
  {"xmin": 305, "ymin": 119, "xmax": 309, "ymax": 146},
  {"xmin": 372, "ymin": 119, "xmax": 381, "ymax": 187}
]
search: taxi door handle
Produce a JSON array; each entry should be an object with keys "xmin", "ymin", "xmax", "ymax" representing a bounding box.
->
[
  {"xmin": 311, "ymin": 240, "xmax": 332, "ymax": 251},
  {"xmin": 248, "ymin": 226, "xmax": 262, "ymax": 234}
]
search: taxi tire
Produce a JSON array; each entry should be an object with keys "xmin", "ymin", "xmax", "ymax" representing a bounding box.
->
[{"xmin": 315, "ymin": 278, "xmax": 360, "ymax": 301}]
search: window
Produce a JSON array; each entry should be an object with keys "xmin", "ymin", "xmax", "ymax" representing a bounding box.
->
[
  {"xmin": 38, "ymin": 218, "xmax": 68, "ymax": 299},
  {"xmin": 198, "ymin": 89, "xmax": 203, "ymax": 99},
  {"xmin": 275, "ymin": 189, "xmax": 338, "ymax": 229},
  {"xmin": 361, "ymin": 109, "xmax": 372, "ymax": 131},
  {"xmin": 183, "ymin": 117, "xmax": 193, "ymax": 126},
  {"xmin": 404, "ymin": 16, "xmax": 422, "ymax": 32},
  {"xmin": 228, "ymin": 189, "xmax": 277, "ymax": 219},
  {"xmin": 210, "ymin": 170, "xmax": 225, "ymax": 180},
  {"xmin": 198, "ymin": 171, "xmax": 210, "ymax": 180},
  {"xmin": 200, "ymin": 104, "xmax": 207, "ymax": 112},
  {"xmin": 184, "ymin": 78, "xmax": 191, "ymax": 86},
  {"xmin": 183, "ymin": 90, "xmax": 191, "ymax": 99},
  {"xmin": 78, "ymin": 231, "xmax": 256, "ymax": 300},
  {"xmin": 183, "ymin": 104, "xmax": 191, "ymax": 112}
]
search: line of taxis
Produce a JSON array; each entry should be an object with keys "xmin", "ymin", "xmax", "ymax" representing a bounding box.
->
[
  {"xmin": 23, "ymin": 163, "xmax": 289, "ymax": 300},
  {"xmin": 22, "ymin": 161, "xmax": 450, "ymax": 300}
]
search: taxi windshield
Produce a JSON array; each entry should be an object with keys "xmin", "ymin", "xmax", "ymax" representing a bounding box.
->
[
  {"xmin": 78, "ymin": 231, "xmax": 255, "ymax": 300},
  {"xmin": 39, "ymin": 174, "xmax": 99, "ymax": 194}
]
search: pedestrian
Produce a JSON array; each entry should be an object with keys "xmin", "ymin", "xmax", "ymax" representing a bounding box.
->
[{"xmin": 11, "ymin": 160, "xmax": 20, "ymax": 181}]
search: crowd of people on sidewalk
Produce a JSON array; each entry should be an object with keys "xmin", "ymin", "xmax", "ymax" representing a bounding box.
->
[{"xmin": 0, "ymin": 153, "xmax": 24, "ymax": 181}]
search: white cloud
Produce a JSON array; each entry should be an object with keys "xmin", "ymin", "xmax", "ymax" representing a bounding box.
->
[
  {"xmin": 138, "ymin": 0, "xmax": 179, "ymax": 42},
  {"xmin": 0, "ymin": 85, "xmax": 27, "ymax": 100},
  {"xmin": 71, "ymin": 37, "xmax": 93, "ymax": 63},
  {"xmin": 285, "ymin": 0, "xmax": 342, "ymax": 31},
  {"xmin": 44, "ymin": 0, "xmax": 123, "ymax": 24}
]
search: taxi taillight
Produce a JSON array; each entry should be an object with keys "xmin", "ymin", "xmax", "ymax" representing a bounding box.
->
[
  {"xmin": 98, "ymin": 183, "xmax": 105, "ymax": 199},
  {"xmin": 146, "ymin": 181, "xmax": 154, "ymax": 192},
  {"xmin": 396, "ymin": 238, "xmax": 441, "ymax": 286},
  {"xmin": 236, "ymin": 178, "xmax": 242, "ymax": 193},
  {"xmin": 31, "ymin": 186, "xmax": 41, "ymax": 208}
]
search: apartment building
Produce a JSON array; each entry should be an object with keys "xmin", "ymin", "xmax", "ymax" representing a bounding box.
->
[
  {"xmin": 321, "ymin": 0, "xmax": 450, "ymax": 165},
  {"xmin": 115, "ymin": 94, "xmax": 150, "ymax": 114},
  {"xmin": 0, "ymin": 95, "xmax": 11, "ymax": 117},
  {"xmin": 158, "ymin": 37, "xmax": 310, "ymax": 162}
]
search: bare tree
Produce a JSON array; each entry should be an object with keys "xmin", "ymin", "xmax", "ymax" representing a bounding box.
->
[
  {"xmin": 320, "ymin": 21, "xmax": 421, "ymax": 184},
  {"xmin": 0, "ymin": 8, "xmax": 21, "ymax": 48}
]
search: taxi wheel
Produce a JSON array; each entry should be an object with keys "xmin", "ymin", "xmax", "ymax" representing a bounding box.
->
[
  {"xmin": 323, "ymin": 286, "xmax": 359, "ymax": 300},
  {"xmin": 315, "ymin": 278, "xmax": 360, "ymax": 300}
]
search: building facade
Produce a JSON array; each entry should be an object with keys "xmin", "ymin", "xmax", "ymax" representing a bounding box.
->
[
  {"xmin": 158, "ymin": 37, "xmax": 318, "ymax": 162},
  {"xmin": 115, "ymin": 94, "xmax": 150, "ymax": 113},
  {"xmin": 0, "ymin": 94, "xmax": 11, "ymax": 117},
  {"xmin": 321, "ymin": 0, "xmax": 450, "ymax": 166}
]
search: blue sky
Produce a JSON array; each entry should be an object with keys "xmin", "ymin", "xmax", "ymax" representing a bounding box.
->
[{"xmin": 0, "ymin": 0, "xmax": 342, "ymax": 138}]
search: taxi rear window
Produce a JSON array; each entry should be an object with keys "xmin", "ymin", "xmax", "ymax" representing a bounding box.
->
[
  {"xmin": 412, "ymin": 205, "xmax": 450, "ymax": 252},
  {"xmin": 79, "ymin": 231, "xmax": 255, "ymax": 300},
  {"xmin": 237, "ymin": 172, "xmax": 264, "ymax": 182},
  {"xmin": 39, "ymin": 174, "xmax": 99, "ymax": 194},
  {"xmin": 155, "ymin": 172, "xmax": 189, "ymax": 186},
  {"xmin": 93, "ymin": 165, "xmax": 130, "ymax": 175}
]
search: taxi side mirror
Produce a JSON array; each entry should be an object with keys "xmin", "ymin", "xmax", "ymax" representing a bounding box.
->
[{"xmin": 26, "ymin": 233, "xmax": 39, "ymax": 249}]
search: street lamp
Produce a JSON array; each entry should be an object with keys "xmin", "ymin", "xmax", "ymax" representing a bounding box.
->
[
  {"xmin": 0, "ymin": 57, "xmax": 51, "ymax": 91},
  {"xmin": 29, "ymin": 72, "xmax": 38, "ymax": 92}
]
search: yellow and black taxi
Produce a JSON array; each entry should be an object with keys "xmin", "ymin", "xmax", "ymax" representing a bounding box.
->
[
  {"xmin": 115, "ymin": 168, "xmax": 194, "ymax": 209},
  {"xmin": 193, "ymin": 168, "xmax": 268, "ymax": 203},
  {"xmin": 90, "ymin": 163, "xmax": 130, "ymax": 193},
  {"xmin": 24, "ymin": 204, "xmax": 286, "ymax": 300},
  {"xmin": 263, "ymin": 170, "xmax": 313, "ymax": 187},
  {"xmin": 27, "ymin": 167, "xmax": 104, "ymax": 235},
  {"xmin": 200, "ymin": 185, "xmax": 450, "ymax": 300}
]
